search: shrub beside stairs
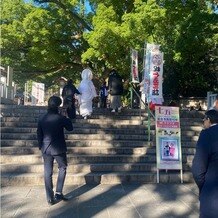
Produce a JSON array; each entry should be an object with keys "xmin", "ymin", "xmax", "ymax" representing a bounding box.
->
[{"xmin": 0, "ymin": 104, "xmax": 204, "ymax": 186}]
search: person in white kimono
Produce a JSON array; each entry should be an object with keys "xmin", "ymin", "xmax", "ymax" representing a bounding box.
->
[{"xmin": 78, "ymin": 68, "xmax": 97, "ymax": 119}]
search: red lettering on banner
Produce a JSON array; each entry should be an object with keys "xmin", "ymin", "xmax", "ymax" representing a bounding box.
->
[
  {"xmin": 158, "ymin": 107, "xmax": 172, "ymax": 116},
  {"xmin": 133, "ymin": 65, "xmax": 138, "ymax": 80},
  {"xmin": 157, "ymin": 121, "xmax": 180, "ymax": 128},
  {"xmin": 152, "ymin": 71, "xmax": 159, "ymax": 95}
]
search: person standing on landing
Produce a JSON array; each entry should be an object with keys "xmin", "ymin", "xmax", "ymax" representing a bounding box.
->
[
  {"xmin": 78, "ymin": 68, "xmax": 97, "ymax": 119},
  {"xmin": 108, "ymin": 69, "xmax": 123, "ymax": 112},
  {"xmin": 37, "ymin": 96, "xmax": 73, "ymax": 205},
  {"xmin": 100, "ymin": 81, "xmax": 108, "ymax": 108},
  {"xmin": 192, "ymin": 109, "xmax": 218, "ymax": 218},
  {"xmin": 62, "ymin": 79, "xmax": 80, "ymax": 119}
]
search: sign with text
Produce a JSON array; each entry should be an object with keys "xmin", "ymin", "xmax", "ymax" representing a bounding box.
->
[
  {"xmin": 149, "ymin": 51, "xmax": 163, "ymax": 100},
  {"xmin": 155, "ymin": 106, "xmax": 182, "ymax": 170},
  {"xmin": 142, "ymin": 44, "xmax": 160, "ymax": 97}
]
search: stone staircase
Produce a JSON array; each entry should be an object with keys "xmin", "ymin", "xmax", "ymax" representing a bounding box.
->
[{"xmin": 0, "ymin": 104, "xmax": 204, "ymax": 186}]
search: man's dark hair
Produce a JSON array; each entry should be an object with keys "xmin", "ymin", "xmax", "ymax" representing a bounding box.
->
[
  {"xmin": 204, "ymin": 109, "xmax": 218, "ymax": 124},
  {"xmin": 48, "ymin": 96, "xmax": 62, "ymax": 112},
  {"xmin": 216, "ymin": 94, "xmax": 218, "ymax": 100},
  {"xmin": 67, "ymin": 79, "xmax": 73, "ymax": 85}
]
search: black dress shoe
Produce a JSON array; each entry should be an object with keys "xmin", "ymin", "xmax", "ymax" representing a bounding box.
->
[
  {"xmin": 48, "ymin": 199, "xmax": 55, "ymax": 206},
  {"xmin": 55, "ymin": 193, "xmax": 69, "ymax": 201}
]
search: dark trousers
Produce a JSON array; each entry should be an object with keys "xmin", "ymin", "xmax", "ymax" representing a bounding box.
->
[
  {"xmin": 63, "ymin": 98, "xmax": 76, "ymax": 119},
  {"xmin": 42, "ymin": 153, "xmax": 67, "ymax": 201},
  {"xmin": 100, "ymin": 96, "xmax": 107, "ymax": 108}
]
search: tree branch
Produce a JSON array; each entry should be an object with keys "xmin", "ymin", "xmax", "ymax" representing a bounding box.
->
[{"xmin": 35, "ymin": 0, "xmax": 93, "ymax": 31}]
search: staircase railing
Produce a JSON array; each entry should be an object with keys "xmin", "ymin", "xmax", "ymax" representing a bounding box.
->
[{"xmin": 130, "ymin": 83, "xmax": 155, "ymax": 142}]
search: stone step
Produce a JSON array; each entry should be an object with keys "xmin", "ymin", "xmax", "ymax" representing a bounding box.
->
[
  {"xmin": 1, "ymin": 126, "xmax": 147, "ymax": 135},
  {"xmin": 1, "ymin": 121, "xmax": 151, "ymax": 129},
  {"xmin": 1, "ymin": 162, "xmax": 192, "ymax": 174},
  {"xmin": 0, "ymin": 146, "xmax": 196, "ymax": 155},
  {"xmin": 0, "ymin": 105, "xmax": 145, "ymax": 113},
  {"xmin": 1, "ymin": 132, "xmax": 199, "ymax": 141},
  {"xmin": 1, "ymin": 122, "xmax": 203, "ymax": 133},
  {"xmin": 1, "ymin": 115, "xmax": 203, "ymax": 122},
  {"xmin": 0, "ymin": 127, "xmax": 149, "ymax": 135},
  {"xmin": 0, "ymin": 154, "xmax": 194, "ymax": 164},
  {"xmin": 0, "ymin": 146, "xmax": 156, "ymax": 155},
  {"xmin": 1, "ymin": 117, "xmax": 144, "ymax": 125},
  {"xmin": 180, "ymin": 121, "xmax": 203, "ymax": 126},
  {"xmin": 0, "ymin": 154, "xmax": 157, "ymax": 164},
  {"xmin": 1, "ymin": 114, "xmax": 203, "ymax": 125},
  {"xmin": 1, "ymin": 112, "xmax": 145, "ymax": 120},
  {"xmin": 1, "ymin": 111, "xmax": 204, "ymax": 122},
  {"xmin": 0, "ymin": 163, "xmax": 156, "ymax": 173},
  {"xmin": 1, "ymin": 171, "xmax": 194, "ymax": 186},
  {"xmin": 0, "ymin": 104, "xmax": 205, "ymax": 116},
  {"xmin": 0, "ymin": 139, "xmax": 198, "ymax": 147},
  {"xmin": 1, "ymin": 133, "xmax": 149, "ymax": 140},
  {"xmin": 0, "ymin": 116, "xmax": 203, "ymax": 126},
  {"xmin": 0, "ymin": 127, "xmax": 202, "ymax": 136},
  {"xmin": 0, "ymin": 120, "xmax": 203, "ymax": 130}
]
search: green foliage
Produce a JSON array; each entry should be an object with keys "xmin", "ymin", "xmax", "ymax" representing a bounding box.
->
[
  {"xmin": 84, "ymin": 0, "xmax": 217, "ymax": 97},
  {"xmin": 1, "ymin": 0, "xmax": 91, "ymax": 86},
  {"xmin": 1, "ymin": 0, "xmax": 217, "ymax": 97}
]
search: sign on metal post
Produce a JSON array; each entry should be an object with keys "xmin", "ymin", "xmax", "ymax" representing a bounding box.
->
[{"xmin": 155, "ymin": 106, "xmax": 183, "ymax": 183}]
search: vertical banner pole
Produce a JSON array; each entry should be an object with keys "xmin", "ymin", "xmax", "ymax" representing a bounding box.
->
[
  {"xmin": 143, "ymin": 42, "xmax": 151, "ymax": 143},
  {"xmin": 148, "ymin": 108, "xmax": 151, "ymax": 142},
  {"xmin": 130, "ymin": 87, "xmax": 133, "ymax": 109},
  {"xmin": 130, "ymin": 48, "xmax": 132, "ymax": 109},
  {"xmin": 157, "ymin": 169, "xmax": 159, "ymax": 183}
]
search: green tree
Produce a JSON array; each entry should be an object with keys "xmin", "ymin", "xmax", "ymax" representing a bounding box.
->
[
  {"xmin": 1, "ymin": 0, "xmax": 217, "ymax": 97},
  {"xmin": 83, "ymin": 0, "xmax": 218, "ymax": 97},
  {"xmin": 1, "ymin": 0, "xmax": 92, "ymax": 87}
]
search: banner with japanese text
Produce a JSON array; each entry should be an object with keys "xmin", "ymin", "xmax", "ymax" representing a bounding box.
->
[
  {"xmin": 155, "ymin": 106, "xmax": 182, "ymax": 170},
  {"xmin": 149, "ymin": 51, "xmax": 163, "ymax": 102},
  {"xmin": 142, "ymin": 43, "xmax": 160, "ymax": 98},
  {"xmin": 131, "ymin": 49, "xmax": 139, "ymax": 83}
]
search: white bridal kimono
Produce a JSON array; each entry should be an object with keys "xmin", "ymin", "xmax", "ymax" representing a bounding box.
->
[{"xmin": 78, "ymin": 69, "xmax": 97, "ymax": 118}]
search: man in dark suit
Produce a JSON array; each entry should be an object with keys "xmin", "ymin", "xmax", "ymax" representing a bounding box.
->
[
  {"xmin": 62, "ymin": 79, "xmax": 80, "ymax": 119},
  {"xmin": 37, "ymin": 96, "xmax": 73, "ymax": 205},
  {"xmin": 192, "ymin": 109, "xmax": 218, "ymax": 218},
  {"xmin": 108, "ymin": 69, "xmax": 123, "ymax": 112}
]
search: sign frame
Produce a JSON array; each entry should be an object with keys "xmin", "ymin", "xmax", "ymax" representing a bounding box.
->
[{"xmin": 155, "ymin": 106, "xmax": 183, "ymax": 183}]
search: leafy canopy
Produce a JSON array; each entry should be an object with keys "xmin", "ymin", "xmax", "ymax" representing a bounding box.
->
[{"xmin": 1, "ymin": 0, "xmax": 217, "ymax": 97}]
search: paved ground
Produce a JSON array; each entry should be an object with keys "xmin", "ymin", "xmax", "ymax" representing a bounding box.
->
[{"xmin": 1, "ymin": 183, "xmax": 199, "ymax": 218}]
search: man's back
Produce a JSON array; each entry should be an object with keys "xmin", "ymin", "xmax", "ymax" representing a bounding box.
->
[
  {"xmin": 62, "ymin": 84, "xmax": 79, "ymax": 98},
  {"xmin": 108, "ymin": 71, "xmax": 123, "ymax": 95},
  {"xmin": 192, "ymin": 117, "xmax": 218, "ymax": 218},
  {"xmin": 37, "ymin": 111, "xmax": 73, "ymax": 155}
]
